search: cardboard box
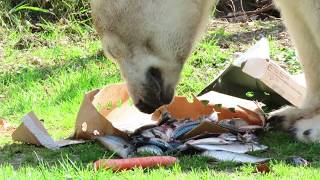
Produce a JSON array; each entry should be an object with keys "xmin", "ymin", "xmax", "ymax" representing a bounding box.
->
[{"xmin": 199, "ymin": 38, "xmax": 306, "ymax": 108}]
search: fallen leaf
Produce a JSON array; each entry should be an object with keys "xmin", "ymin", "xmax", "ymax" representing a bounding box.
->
[
  {"xmin": 253, "ymin": 163, "xmax": 271, "ymax": 173},
  {"xmin": 0, "ymin": 119, "xmax": 4, "ymax": 128}
]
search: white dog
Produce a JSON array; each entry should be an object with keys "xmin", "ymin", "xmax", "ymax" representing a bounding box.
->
[{"xmin": 91, "ymin": 0, "xmax": 320, "ymax": 143}]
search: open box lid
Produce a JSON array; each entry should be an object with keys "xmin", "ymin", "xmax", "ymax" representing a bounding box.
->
[{"xmin": 198, "ymin": 38, "xmax": 306, "ymax": 109}]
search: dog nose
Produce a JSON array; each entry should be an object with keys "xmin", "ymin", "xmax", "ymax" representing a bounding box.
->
[
  {"xmin": 134, "ymin": 67, "xmax": 174, "ymax": 113},
  {"xmin": 148, "ymin": 67, "xmax": 163, "ymax": 89},
  {"xmin": 147, "ymin": 67, "xmax": 173, "ymax": 104},
  {"xmin": 135, "ymin": 100, "xmax": 158, "ymax": 114}
]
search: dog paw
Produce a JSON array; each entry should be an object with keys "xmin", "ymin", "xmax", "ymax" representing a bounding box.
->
[
  {"xmin": 268, "ymin": 106, "xmax": 305, "ymax": 130},
  {"xmin": 293, "ymin": 115, "xmax": 320, "ymax": 143},
  {"xmin": 269, "ymin": 106, "xmax": 320, "ymax": 143}
]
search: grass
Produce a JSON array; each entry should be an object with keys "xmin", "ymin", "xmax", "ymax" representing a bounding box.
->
[{"xmin": 0, "ymin": 2, "xmax": 318, "ymax": 178}]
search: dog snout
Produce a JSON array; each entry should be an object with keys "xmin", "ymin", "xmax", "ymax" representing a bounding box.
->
[
  {"xmin": 148, "ymin": 67, "xmax": 163, "ymax": 90},
  {"xmin": 135, "ymin": 67, "xmax": 174, "ymax": 113}
]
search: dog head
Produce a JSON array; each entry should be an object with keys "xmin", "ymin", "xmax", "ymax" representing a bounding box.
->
[{"xmin": 92, "ymin": 0, "xmax": 214, "ymax": 113}]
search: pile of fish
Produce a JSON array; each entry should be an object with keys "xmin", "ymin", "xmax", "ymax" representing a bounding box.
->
[{"xmin": 97, "ymin": 112, "xmax": 270, "ymax": 163}]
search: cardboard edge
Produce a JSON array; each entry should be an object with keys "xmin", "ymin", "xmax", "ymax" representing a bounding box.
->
[
  {"xmin": 72, "ymin": 84, "xmax": 128, "ymax": 140},
  {"xmin": 12, "ymin": 112, "xmax": 60, "ymax": 150}
]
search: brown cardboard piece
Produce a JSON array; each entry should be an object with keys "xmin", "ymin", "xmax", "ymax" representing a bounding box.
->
[
  {"xmin": 73, "ymin": 83, "xmax": 129, "ymax": 139},
  {"xmin": 199, "ymin": 38, "xmax": 306, "ymax": 108},
  {"xmin": 198, "ymin": 91, "xmax": 265, "ymax": 125},
  {"xmin": 12, "ymin": 112, "xmax": 85, "ymax": 150},
  {"xmin": 73, "ymin": 83, "xmax": 156, "ymax": 139},
  {"xmin": 165, "ymin": 96, "xmax": 216, "ymax": 120}
]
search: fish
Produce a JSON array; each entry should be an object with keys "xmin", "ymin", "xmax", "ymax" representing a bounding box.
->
[
  {"xmin": 140, "ymin": 129, "xmax": 156, "ymax": 138},
  {"xmin": 147, "ymin": 138, "xmax": 173, "ymax": 151},
  {"xmin": 137, "ymin": 145, "xmax": 163, "ymax": 156},
  {"xmin": 131, "ymin": 124, "xmax": 158, "ymax": 137},
  {"xmin": 186, "ymin": 137, "xmax": 233, "ymax": 146},
  {"xmin": 218, "ymin": 133, "xmax": 238, "ymax": 141},
  {"xmin": 164, "ymin": 127, "xmax": 174, "ymax": 141},
  {"xmin": 217, "ymin": 120, "xmax": 247, "ymax": 133},
  {"xmin": 219, "ymin": 118, "xmax": 249, "ymax": 128},
  {"xmin": 171, "ymin": 121, "xmax": 200, "ymax": 139},
  {"xmin": 201, "ymin": 150, "xmax": 270, "ymax": 163},
  {"xmin": 158, "ymin": 112, "xmax": 176, "ymax": 126},
  {"xmin": 134, "ymin": 137, "xmax": 173, "ymax": 151},
  {"xmin": 166, "ymin": 144, "xmax": 188, "ymax": 154},
  {"xmin": 289, "ymin": 156, "xmax": 309, "ymax": 166},
  {"xmin": 237, "ymin": 132, "xmax": 259, "ymax": 143},
  {"xmin": 97, "ymin": 135, "xmax": 133, "ymax": 158},
  {"xmin": 189, "ymin": 142, "xmax": 268, "ymax": 153},
  {"xmin": 168, "ymin": 140, "xmax": 183, "ymax": 148},
  {"xmin": 151, "ymin": 127, "xmax": 170, "ymax": 141}
]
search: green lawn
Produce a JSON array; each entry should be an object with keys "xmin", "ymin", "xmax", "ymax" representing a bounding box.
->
[{"xmin": 1, "ymin": 14, "xmax": 319, "ymax": 179}]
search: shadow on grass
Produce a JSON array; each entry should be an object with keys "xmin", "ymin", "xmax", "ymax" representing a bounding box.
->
[
  {"xmin": 0, "ymin": 52, "xmax": 121, "ymax": 117},
  {"xmin": 0, "ymin": 141, "xmax": 109, "ymax": 169},
  {"xmin": 0, "ymin": 52, "xmax": 108, "ymax": 87},
  {"xmin": 207, "ymin": 21, "xmax": 286, "ymax": 48}
]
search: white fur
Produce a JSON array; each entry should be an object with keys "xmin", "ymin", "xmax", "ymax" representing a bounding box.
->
[
  {"xmin": 91, "ymin": 0, "xmax": 216, "ymax": 106},
  {"xmin": 92, "ymin": 0, "xmax": 320, "ymax": 142}
]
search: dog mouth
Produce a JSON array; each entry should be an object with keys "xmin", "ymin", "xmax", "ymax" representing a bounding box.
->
[
  {"xmin": 133, "ymin": 67, "xmax": 174, "ymax": 114},
  {"xmin": 135, "ymin": 99, "xmax": 161, "ymax": 114}
]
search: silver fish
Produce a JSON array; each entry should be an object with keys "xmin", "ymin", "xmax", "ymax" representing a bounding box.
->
[
  {"xmin": 140, "ymin": 129, "xmax": 156, "ymax": 138},
  {"xmin": 238, "ymin": 132, "xmax": 259, "ymax": 143},
  {"xmin": 134, "ymin": 137, "xmax": 173, "ymax": 151},
  {"xmin": 201, "ymin": 150, "xmax": 270, "ymax": 163},
  {"xmin": 218, "ymin": 133, "xmax": 238, "ymax": 141},
  {"xmin": 137, "ymin": 145, "xmax": 163, "ymax": 156},
  {"xmin": 289, "ymin": 156, "xmax": 309, "ymax": 166},
  {"xmin": 97, "ymin": 135, "xmax": 133, "ymax": 158},
  {"xmin": 165, "ymin": 128, "xmax": 174, "ymax": 141},
  {"xmin": 172, "ymin": 121, "xmax": 200, "ymax": 139},
  {"xmin": 159, "ymin": 112, "xmax": 176, "ymax": 126},
  {"xmin": 186, "ymin": 137, "xmax": 233, "ymax": 146},
  {"xmin": 219, "ymin": 118, "xmax": 249, "ymax": 128},
  {"xmin": 147, "ymin": 137, "xmax": 173, "ymax": 150},
  {"xmin": 190, "ymin": 142, "xmax": 268, "ymax": 153},
  {"xmin": 151, "ymin": 127, "xmax": 169, "ymax": 141}
]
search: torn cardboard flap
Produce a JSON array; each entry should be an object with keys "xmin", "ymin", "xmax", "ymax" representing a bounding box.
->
[
  {"xmin": 12, "ymin": 112, "xmax": 85, "ymax": 150},
  {"xmin": 73, "ymin": 84, "xmax": 129, "ymax": 140},
  {"xmin": 165, "ymin": 96, "xmax": 215, "ymax": 120},
  {"xmin": 73, "ymin": 83, "xmax": 154, "ymax": 138},
  {"xmin": 198, "ymin": 91, "xmax": 263, "ymax": 111},
  {"xmin": 199, "ymin": 38, "xmax": 306, "ymax": 108},
  {"xmin": 198, "ymin": 91, "xmax": 264, "ymax": 125},
  {"xmin": 242, "ymin": 54, "xmax": 305, "ymax": 107}
]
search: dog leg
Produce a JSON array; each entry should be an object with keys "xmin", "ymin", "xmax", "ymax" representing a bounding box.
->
[{"xmin": 270, "ymin": 0, "xmax": 320, "ymax": 142}]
